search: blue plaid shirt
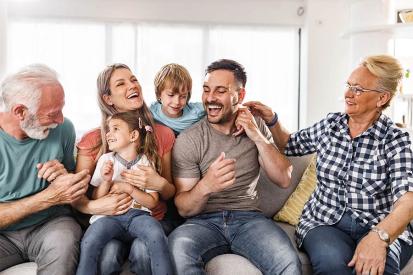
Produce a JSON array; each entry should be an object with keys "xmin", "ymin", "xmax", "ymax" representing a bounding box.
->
[{"xmin": 285, "ymin": 112, "xmax": 413, "ymax": 247}]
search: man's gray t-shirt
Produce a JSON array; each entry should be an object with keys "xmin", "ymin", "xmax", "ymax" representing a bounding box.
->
[{"xmin": 172, "ymin": 116, "xmax": 274, "ymax": 213}]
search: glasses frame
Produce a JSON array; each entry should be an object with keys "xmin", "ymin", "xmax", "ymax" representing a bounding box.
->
[{"xmin": 345, "ymin": 83, "xmax": 383, "ymax": 96}]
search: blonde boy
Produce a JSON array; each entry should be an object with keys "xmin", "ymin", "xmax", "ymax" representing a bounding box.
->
[{"xmin": 150, "ymin": 63, "xmax": 205, "ymax": 135}]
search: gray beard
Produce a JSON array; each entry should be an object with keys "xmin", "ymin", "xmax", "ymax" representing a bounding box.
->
[{"xmin": 20, "ymin": 113, "xmax": 58, "ymax": 140}]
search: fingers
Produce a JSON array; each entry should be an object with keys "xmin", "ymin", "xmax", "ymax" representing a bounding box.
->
[
  {"xmin": 71, "ymin": 169, "xmax": 91, "ymax": 182},
  {"xmin": 219, "ymin": 170, "xmax": 236, "ymax": 183},
  {"xmin": 220, "ymin": 178, "xmax": 236, "ymax": 190},
  {"xmin": 69, "ymin": 184, "xmax": 89, "ymax": 201},
  {"xmin": 215, "ymin": 160, "xmax": 235, "ymax": 175},
  {"xmin": 67, "ymin": 174, "xmax": 90, "ymax": 198},
  {"xmin": 121, "ymin": 171, "xmax": 145, "ymax": 183},
  {"xmin": 37, "ymin": 160, "xmax": 67, "ymax": 181},
  {"xmin": 242, "ymin": 101, "xmax": 262, "ymax": 107},
  {"xmin": 348, "ymin": 255, "xmax": 356, "ymax": 267},
  {"xmin": 111, "ymin": 193, "xmax": 132, "ymax": 215},
  {"xmin": 232, "ymin": 124, "xmax": 244, "ymax": 137},
  {"xmin": 242, "ymin": 101, "xmax": 274, "ymax": 121},
  {"xmin": 211, "ymin": 152, "xmax": 226, "ymax": 166},
  {"xmin": 45, "ymin": 166, "xmax": 67, "ymax": 182},
  {"xmin": 369, "ymin": 265, "xmax": 378, "ymax": 275}
]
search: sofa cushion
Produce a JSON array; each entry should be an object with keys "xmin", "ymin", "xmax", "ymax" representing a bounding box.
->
[
  {"xmin": 205, "ymin": 254, "xmax": 261, "ymax": 275},
  {"xmin": 258, "ymin": 154, "xmax": 314, "ymax": 217},
  {"xmin": 0, "ymin": 262, "xmax": 36, "ymax": 275},
  {"xmin": 274, "ymin": 155, "xmax": 317, "ymax": 225}
]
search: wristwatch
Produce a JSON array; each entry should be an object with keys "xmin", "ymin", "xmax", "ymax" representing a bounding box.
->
[{"xmin": 371, "ymin": 225, "xmax": 390, "ymax": 246}]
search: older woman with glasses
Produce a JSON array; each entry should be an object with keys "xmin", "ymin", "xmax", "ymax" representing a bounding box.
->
[{"xmin": 243, "ymin": 54, "xmax": 413, "ymax": 275}]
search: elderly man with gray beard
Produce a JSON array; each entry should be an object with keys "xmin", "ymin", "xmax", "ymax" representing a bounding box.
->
[{"xmin": 0, "ymin": 64, "xmax": 90, "ymax": 275}]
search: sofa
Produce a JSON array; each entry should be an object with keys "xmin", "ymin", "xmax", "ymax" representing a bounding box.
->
[{"xmin": 1, "ymin": 155, "xmax": 412, "ymax": 275}]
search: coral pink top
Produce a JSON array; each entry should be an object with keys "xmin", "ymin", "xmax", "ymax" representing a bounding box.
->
[{"xmin": 77, "ymin": 123, "xmax": 175, "ymax": 220}]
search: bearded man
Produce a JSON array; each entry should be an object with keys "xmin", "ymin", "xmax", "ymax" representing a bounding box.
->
[{"xmin": 0, "ymin": 64, "xmax": 90, "ymax": 275}]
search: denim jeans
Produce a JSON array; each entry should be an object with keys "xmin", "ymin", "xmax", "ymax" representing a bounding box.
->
[
  {"xmin": 302, "ymin": 212, "xmax": 413, "ymax": 275},
  {"xmin": 98, "ymin": 216, "xmax": 181, "ymax": 275},
  {"xmin": 168, "ymin": 210, "xmax": 301, "ymax": 275},
  {"xmin": 76, "ymin": 209, "xmax": 172, "ymax": 275}
]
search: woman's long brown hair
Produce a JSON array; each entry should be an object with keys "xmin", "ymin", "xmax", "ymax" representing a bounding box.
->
[{"xmin": 95, "ymin": 63, "xmax": 158, "ymax": 162}]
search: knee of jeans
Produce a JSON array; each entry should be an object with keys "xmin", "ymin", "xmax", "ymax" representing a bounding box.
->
[
  {"xmin": 128, "ymin": 238, "xmax": 151, "ymax": 275},
  {"xmin": 168, "ymin": 230, "xmax": 192, "ymax": 257},
  {"xmin": 310, "ymin": 249, "xmax": 351, "ymax": 273},
  {"xmin": 129, "ymin": 239, "xmax": 149, "ymax": 261},
  {"xmin": 100, "ymin": 240, "xmax": 127, "ymax": 267}
]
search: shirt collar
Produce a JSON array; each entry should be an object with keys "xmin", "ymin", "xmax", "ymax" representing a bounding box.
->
[
  {"xmin": 364, "ymin": 113, "xmax": 389, "ymax": 140},
  {"xmin": 332, "ymin": 113, "xmax": 389, "ymax": 141},
  {"xmin": 114, "ymin": 153, "xmax": 142, "ymax": 169}
]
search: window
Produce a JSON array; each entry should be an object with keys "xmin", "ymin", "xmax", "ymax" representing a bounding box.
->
[
  {"xmin": 391, "ymin": 38, "xmax": 413, "ymax": 128},
  {"xmin": 7, "ymin": 19, "xmax": 299, "ymax": 136}
]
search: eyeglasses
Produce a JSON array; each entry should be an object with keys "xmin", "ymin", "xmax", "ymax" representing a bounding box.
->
[{"xmin": 345, "ymin": 83, "xmax": 383, "ymax": 96}]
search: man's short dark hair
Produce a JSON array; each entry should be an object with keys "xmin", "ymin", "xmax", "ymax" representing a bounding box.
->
[{"xmin": 206, "ymin": 59, "xmax": 247, "ymax": 88}]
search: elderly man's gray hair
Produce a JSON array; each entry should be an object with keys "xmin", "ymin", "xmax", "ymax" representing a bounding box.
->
[{"xmin": 0, "ymin": 64, "xmax": 60, "ymax": 113}]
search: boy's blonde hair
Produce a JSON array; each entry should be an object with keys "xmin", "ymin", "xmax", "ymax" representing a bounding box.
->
[{"xmin": 154, "ymin": 63, "xmax": 192, "ymax": 102}]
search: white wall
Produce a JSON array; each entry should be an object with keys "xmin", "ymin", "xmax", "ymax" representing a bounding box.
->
[
  {"xmin": 6, "ymin": 0, "xmax": 305, "ymax": 26},
  {"xmin": 1, "ymin": 0, "xmax": 403, "ymax": 128},
  {"xmin": 301, "ymin": 0, "xmax": 351, "ymax": 126},
  {"xmin": 0, "ymin": 0, "xmax": 7, "ymax": 79}
]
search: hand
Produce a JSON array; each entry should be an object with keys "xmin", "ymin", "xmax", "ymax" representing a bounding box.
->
[
  {"xmin": 348, "ymin": 232, "xmax": 387, "ymax": 275},
  {"xmin": 243, "ymin": 101, "xmax": 275, "ymax": 124},
  {"xmin": 201, "ymin": 152, "xmax": 236, "ymax": 194},
  {"xmin": 46, "ymin": 169, "xmax": 90, "ymax": 204},
  {"xmin": 121, "ymin": 165, "xmax": 163, "ymax": 191},
  {"xmin": 92, "ymin": 193, "xmax": 132, "ymax": 216},
  {"xmin": 110, "ymin": 181, "xmax": 134, "ymax": 195},
  {"xmin": 101, "ymin": 160, "xmax": 114, "ymax": 182},
  {"xmin": 235, "ymin": 107, "xmax": 263, "ymax": 142},
  {"xmin": 232, "ymin": 111, "xmax": 245, "ymax": 137},
  {"xmin": 37, "ymin": 160, "xmax": 68, "ymax": 183}
]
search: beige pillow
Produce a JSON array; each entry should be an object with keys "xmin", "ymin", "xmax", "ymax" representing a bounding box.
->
[{"xmin": 273, "ymin": 155, "xmax": 317, "ymax": 226}]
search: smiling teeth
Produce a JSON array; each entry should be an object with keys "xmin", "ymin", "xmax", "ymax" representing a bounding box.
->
[
  {"xmin": 127, "ymin": 93, "xmax": 138, "ymax": 99},
  {"xmin": 208, "ymin": 104, "xmax": 222, "ymax": 109}
]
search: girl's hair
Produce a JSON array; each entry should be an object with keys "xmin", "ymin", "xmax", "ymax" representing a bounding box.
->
[
  {"xmin": 109, "ymin": 111, "xmax": 162, "ymax": 173},
  {"xmin": 96, "ymin": 63, "xmax": 157, "ymax": 156},
  {"xmin": 154, "ymin": 63, "xmax": 192, "ymax": 102},
  {"xmin": 361, "ymin": 54, "xmax": 404, "ymax": 109}
]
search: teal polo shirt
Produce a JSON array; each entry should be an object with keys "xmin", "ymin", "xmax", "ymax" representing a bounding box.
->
[{"xmin": 0, "ymin": 118, "xmax": 76, "ymax": 231}]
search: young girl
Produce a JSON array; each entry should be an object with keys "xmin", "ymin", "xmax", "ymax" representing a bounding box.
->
[
  {"xmin": 76, "ymin": 111, "xmax": 173, "ymax": 275},
  {"xmin": 150, "ymin": 63, "xmax": 205, "ymax": 135}
]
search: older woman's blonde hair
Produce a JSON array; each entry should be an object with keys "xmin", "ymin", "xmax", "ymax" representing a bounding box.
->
[{"xmin": 361, "ymin": 54, "xmax": 404, "ymax": 109}]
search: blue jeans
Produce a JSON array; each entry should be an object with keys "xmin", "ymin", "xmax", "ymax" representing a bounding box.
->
[
  {"xmin": 168, "ymin": 211, "xmax": 301, "ymax": 275},
  {"xmin": 302, "ymin": 212, "xmax": 413, "ymax": 275},
  {"xmin": 76, "ymin": 209, "xmax": 172, "ymax": 275},
  {"xmin": 99, "ymin": 217, "xmax": 181, "ymax": 275}
]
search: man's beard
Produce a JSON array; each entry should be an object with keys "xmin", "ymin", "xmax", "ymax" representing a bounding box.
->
[{"xmin": 20, "ymin": 113, "xmax": 58, "ymax": 140}]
